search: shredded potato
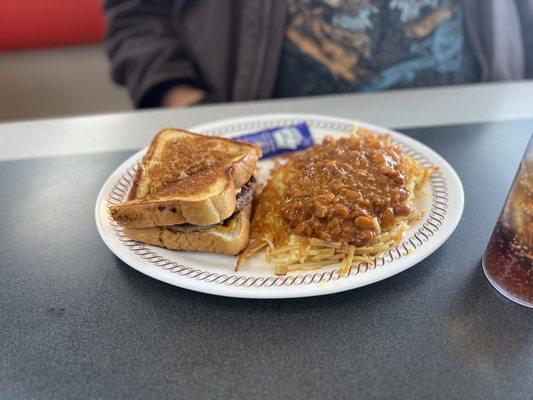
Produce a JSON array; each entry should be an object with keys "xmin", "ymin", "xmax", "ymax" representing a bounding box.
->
[{"xmin": 236, "ymin": 128, "xmax": 437, "ymax": 276}]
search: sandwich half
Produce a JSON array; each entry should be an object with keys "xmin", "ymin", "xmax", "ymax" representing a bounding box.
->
[{"xmin": 110, "ymin": 128, "xmax": 261, "ymax": 255}]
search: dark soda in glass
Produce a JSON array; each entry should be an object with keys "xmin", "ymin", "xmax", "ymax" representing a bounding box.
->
[{"xmin": 483, "ymin": 134, "xmax": 533, "ymax": 307}]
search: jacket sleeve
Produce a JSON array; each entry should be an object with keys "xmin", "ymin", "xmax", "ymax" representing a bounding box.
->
[
  {"xmin": 104, "ymin": 0, "xmax": 203, "ymax": 107},
  {"xmin": 516, "ymin": 0, "xmax": 533, "ymax": 78}
]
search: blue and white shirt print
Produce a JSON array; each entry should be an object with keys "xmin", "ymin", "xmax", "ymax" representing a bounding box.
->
[
  {"xmin": 390, "ymin": 0, "xmax": 439, "ymax": 23},
  {"xmin": 273, "ymin": 0, "xmax": 480, "ymax": 97}
]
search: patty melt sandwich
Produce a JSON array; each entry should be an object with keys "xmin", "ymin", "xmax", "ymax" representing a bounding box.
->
[{"xmin": 110, "ymin": 128, "xmax": 261, "ymax": 255}]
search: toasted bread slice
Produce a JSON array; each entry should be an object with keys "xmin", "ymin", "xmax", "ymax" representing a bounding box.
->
[
  {"xmin": 122, "ymin": 204, "xmax": 251, "ymax": 255},
  {"xmin": 110, "ymin": 129, "xmax": 260, "ymax": 228}
]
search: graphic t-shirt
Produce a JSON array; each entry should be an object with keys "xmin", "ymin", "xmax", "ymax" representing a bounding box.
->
[{"xmin": 273, "ymin": 0, "xmax": 480, "ymax": 97}]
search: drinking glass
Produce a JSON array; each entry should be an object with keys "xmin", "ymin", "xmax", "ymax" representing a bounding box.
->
[{"xmin": 482, "ymin": 134, "xmax": 533, "ymax": 307}]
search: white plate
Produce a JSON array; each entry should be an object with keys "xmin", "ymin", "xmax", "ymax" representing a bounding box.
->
[{"xmin": 95, "ymin": 114, "xmax": 464, "ymax": 298}]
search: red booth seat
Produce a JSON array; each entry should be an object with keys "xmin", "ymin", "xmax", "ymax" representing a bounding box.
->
[{"xmin": 0, "ymin": 0, "xmax": 106, "ymax": 51}]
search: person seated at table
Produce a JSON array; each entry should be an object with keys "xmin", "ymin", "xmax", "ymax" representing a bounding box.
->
[{"xmin": 104, "ymin": 0, "xmax": 533, "ymax": 108}]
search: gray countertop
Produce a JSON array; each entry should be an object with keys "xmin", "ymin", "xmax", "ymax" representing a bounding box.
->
[
  {"xmin": 1, "ymin": 81, "xmax": 533, "ymax": 161},
  {"xmin": 1, "ymin": 86, "xmax": 533, "ymax": 399}
]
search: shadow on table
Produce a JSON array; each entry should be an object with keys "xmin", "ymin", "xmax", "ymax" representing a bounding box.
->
[
  {"xmin": 111, "ymin": 250, "xmax": 437, "ymax": 312},
  {"xmin": 445, "ymin": 260, "xmax": 532, "ymax": 367}
]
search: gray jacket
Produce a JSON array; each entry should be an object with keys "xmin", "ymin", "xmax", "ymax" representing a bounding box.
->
[{"xmin": 105, "ymin": 0, "xmax": 533, "ymax": 107}]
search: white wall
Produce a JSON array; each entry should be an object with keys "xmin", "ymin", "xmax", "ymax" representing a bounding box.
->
[{"xmin": 0, "ymin": 45, "xmax": 131, "ymax": 122}]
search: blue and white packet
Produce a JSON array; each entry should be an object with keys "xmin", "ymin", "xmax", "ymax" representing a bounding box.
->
[{"xmin": 232, "ymin": 123, "xmax": 314, "ymax": 159}]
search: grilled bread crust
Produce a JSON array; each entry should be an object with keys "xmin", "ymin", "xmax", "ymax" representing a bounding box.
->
[
  {"xmin": 122, "ymin": 204, "xmax": 252, "ymax": 255},
  {"xmin": 110, "ymin": 129, "xmax": 260, "ymax": 228}
]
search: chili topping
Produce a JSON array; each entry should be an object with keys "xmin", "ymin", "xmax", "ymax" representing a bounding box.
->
[{"xmin": 277, "ymin": 131, "xmax": 415, "ymax": 246}]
